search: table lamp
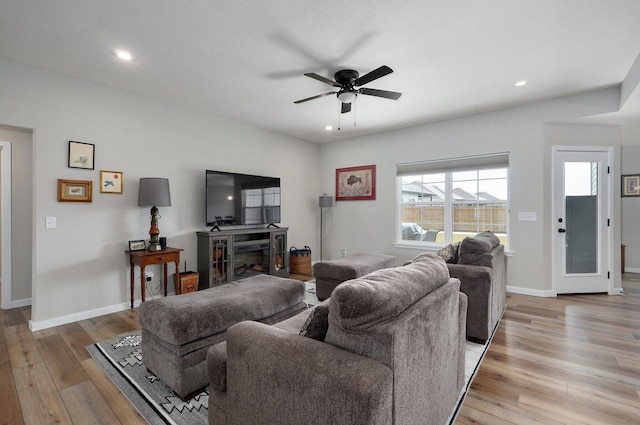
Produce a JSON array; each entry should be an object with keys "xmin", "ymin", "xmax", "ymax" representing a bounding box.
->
[{"xmin": 138, "ymin": 178, "xmax": 171, "ymax": 251}]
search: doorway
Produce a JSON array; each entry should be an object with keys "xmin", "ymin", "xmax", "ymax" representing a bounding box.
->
[{"xmin": 552, "ymin": 146, "xmax": 612, "ymax": 294}]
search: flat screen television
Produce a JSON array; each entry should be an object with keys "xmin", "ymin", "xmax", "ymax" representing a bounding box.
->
[{"xmin": 206, "ymin": 170, "xmax": 281, "ymax": 229}]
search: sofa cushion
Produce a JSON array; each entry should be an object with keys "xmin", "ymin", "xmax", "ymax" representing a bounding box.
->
[
  {"xmin": 313, "ymin": 253, "xmax": 396, "ymax": 282},
  {"xmin": 328, "ymin": 252, "xmax": 450, "ymax": 331},
  {"xmin": 299, "ymin": 302, "xmax": 330, "ymax": 341},
  {"xmin": 457, "ymin": 231, "xmax": 500, "ymax": 267}
]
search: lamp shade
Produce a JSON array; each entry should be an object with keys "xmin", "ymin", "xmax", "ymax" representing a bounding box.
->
[
  {"xmin": 138, "ymin": 178, "xmax": 171, "ymax": 207},
  {"xmin": 319, "ymin": 194, "xmax": 333, "ymax": 208}
]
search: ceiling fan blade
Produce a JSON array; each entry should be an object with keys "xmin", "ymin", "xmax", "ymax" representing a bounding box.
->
[
  {"xmin": 359, "ymin": 87, "xmax": 402, "ymax": 100},
  {"xmin": 354, "ymin": 65, "xmax": 393, "ymax": 86},
  {"xmin": 341, "ymin": 102, "xmax": 352, "ymax": 114},
  {"xmin": 304, "ymin": 73, "xmax": 341, "ymax": 87},
  {"xmin": 294, "ymin": 92, "xmax": 335, "ymax": 104}
]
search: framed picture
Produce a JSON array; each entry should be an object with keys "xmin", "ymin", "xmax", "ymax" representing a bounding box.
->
[
  {"xmin": 622, "ymin": 174, "xmax": 640, "ymax": 197},
  {"xmin": 128, "ymin": 240, "xmax": 146, "ymax": 251},
  {"xmin": 100, "ymin": 170, "xmax": 123, "ymax": 194},
  {"xmin": 68, "ymin": 141, "xmax": 95, "ymax": 170},
  {"xmin": 335, "ymin": 164, "xmax": 376, "ymax": 201},
  {"xmin": 57, "ymin": 179, "xmax": 93, "ymax": 202}
]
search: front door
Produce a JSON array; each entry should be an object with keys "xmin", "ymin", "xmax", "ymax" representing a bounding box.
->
[{"xmin": 552, "ymin": 147, "xmax": 611, "ymax": 294}]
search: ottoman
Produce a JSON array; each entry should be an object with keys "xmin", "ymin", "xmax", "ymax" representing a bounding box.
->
[
  {"xmin": 313, "ymin": 253, "xmax": 396, "ymax": 300},
  {"xmin": 138, "ymin": 274, "xmax": 307, "ymax": 399}
]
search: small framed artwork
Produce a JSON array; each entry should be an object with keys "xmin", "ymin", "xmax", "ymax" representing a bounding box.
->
[
  {"xmin": 57, "ymin": 179, "xmax": 93, "ymax": 202},
  {"xmin": 68, "ymin": 141, "xmax": 95, "ymax": 170},
  {"xmin": 621, "ymin": 174, "xmax": 640, "ymax": 197},
  {"xmin": 128, "ymin": 240, "xmax": 146, "ymax": 251},
  {"xmin": 335, "ymin": 164, "xmax": 376, "ymax": 201},
  {"xmin": 100, "ymin": 170, "xmax": 123, "ymax": 194}
]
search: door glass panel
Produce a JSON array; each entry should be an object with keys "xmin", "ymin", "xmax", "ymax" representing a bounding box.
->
[{"xmin": 564, "ymin": 162, "xmax": 598, "ymax": 274}]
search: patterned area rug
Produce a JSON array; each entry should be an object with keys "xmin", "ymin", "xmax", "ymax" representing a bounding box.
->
[
  {"xmin": 87, "ymin": 281, "xmax": 492, "ymax": 425},
  {"xmin": 87, "ymin": 332, "xmax": 208, "ymax": 425},
  {"xmin": 447, "ymin": 328, "xmax": 496, "ymax": 424}
]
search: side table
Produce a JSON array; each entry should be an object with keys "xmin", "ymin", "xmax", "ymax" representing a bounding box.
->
[{"xmin": 127, "ymin": 247, "xmax": 184, "ymax": 308}]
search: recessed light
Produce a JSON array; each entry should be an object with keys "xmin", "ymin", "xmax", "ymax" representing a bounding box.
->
[
  {"xmin": 325, "ymin": 125, "xmax": 333, "ymax": 131},
  {"xmin": 113, "ymin": 49, "xmax": 134, "ymax": 61},
  {"xmin": 514, "ymin": 80, "xmax": 527, "ymax": 87}
]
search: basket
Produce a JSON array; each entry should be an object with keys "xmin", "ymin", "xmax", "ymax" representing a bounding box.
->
[
  {"xmin": 176, "ymin": 271, "xmax": 199, "ymax": 294},
  {"xmin": 175, "ymin": 261, "xmax": 199, "ymax": 294},
  {"xmin": 289, "ymin": 246, "xmax": 312, "ymax": 275}
]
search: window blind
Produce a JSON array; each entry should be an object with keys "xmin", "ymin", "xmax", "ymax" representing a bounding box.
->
[{"xmin": 397, "ymin": 152, "xmax": 509, "ymax": 176}]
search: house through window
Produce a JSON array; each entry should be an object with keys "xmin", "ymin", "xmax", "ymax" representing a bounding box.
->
[{"xmin": 397, "ymin": 153, "xmax": 509, "ymax": 247}]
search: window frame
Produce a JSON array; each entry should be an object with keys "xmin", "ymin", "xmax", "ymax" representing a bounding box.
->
[{"xmin": 396, "ymin": 154, "xmax": 510, "ymax": 249}]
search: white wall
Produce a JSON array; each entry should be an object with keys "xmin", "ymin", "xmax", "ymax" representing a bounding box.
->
[
  {"xmin": 0, "ymin": 58, "xmax": 320, "ymax": 329},
  {"xmin": 319, "ymin": 87, "xmax": 623, "ymax": 294}
]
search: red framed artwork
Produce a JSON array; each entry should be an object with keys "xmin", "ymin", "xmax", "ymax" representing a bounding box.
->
[{"xmin": 335, "ymin": 164, "xmax": 376, "ymax": 201}]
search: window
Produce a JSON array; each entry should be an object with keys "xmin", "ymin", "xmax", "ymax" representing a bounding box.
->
[{"xmin": 397, "ymin": 153, "xmax": 509, "ymax": 247}]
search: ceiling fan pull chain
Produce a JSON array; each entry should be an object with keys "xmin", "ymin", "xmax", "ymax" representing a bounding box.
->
[
  {"xmin": 337, "ymin": 107, "xmax": 341, "ymax": 131},
  {"xmin": 353, "ymin": 99, "xmax": 357, "ymax": 127}
]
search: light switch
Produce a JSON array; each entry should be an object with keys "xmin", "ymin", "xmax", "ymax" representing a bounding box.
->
[
  {"xmin": 517, "ymin": 212, "xmax": 537, "ymax": 222},
  {"xmin": 45, "ymin": 216, "xmax": 56, "ymax": 229}
]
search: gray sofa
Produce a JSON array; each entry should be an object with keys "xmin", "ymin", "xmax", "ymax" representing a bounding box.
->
[
  {"xmin": 207, "ymin": 252, "xmax": 467, "ymax": 425},
  {"xmin": 444, "ymin": 231, "xmax": 506, "ymax": 343}
]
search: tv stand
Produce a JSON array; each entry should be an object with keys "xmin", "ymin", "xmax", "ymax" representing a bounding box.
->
[{"xmin": 197, "ymin": 227, "xmax": 288, "ymax": 289}]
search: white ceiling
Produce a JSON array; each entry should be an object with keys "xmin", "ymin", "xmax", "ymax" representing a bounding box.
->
[{"xmin": 2, "ymin": 0, "xmax": 640, "ymax": 143}]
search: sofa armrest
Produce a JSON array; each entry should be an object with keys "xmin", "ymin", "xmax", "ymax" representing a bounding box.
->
[
  {"xmin": 210, "ymin": 320, "xmax": 393, "ymax": 425},
  {"xmin": 447, "ymin": 263, "xmax": 492, "ymax": 342},
  {"xmin": 447, "ymin": 263, "xmax": 492, "ymax": 297},
  {"xmin": 457, "ymin": 290, "xmax": 468, "ymax": 391},
  {"xmin": 206, "ymin": 341, "xmax": 227, "ymax": 391}
]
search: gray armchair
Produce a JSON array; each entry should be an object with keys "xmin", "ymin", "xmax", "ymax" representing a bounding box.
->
[
  {"xmin": 207, "ymin": 253, "xmax": 467, "ymax": 425},
  {"xmin": 446, "ymin": 231, "xmax": 506, "ymax": 343}
]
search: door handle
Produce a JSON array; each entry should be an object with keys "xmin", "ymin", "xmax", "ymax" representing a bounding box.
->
[{"xmin": 558, "ymin": 228, "xmax": 566, "ymax": 233}]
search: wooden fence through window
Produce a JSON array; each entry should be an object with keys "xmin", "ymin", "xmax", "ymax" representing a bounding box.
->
[{"xmin": 401, "ymin": 205, "xmax": 507, "ymax": 233}]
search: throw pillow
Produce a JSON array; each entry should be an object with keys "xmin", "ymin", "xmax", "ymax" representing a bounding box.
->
[
  {"xmin": 436, "ymin": 244, "xmax": 457, "ymax": 263},
  {"xmin": 299, "ymin": 303, "xmax": 329, "ymax": 341}
]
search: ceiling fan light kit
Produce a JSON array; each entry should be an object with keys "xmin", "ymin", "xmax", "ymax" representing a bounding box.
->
[
  {"xmin": 295, "ymin": 65, "xmax": 402, "ymax": 115},
  {"xmin": 337, "ymin": 90, "xmax": 357, "ymax": 103}
]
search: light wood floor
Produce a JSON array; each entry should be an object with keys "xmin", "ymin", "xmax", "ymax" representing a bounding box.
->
[
  {"xmin": 1, "ymin": 278, "xmax": 638, "ymax": 424},
  {"xmin": 455, "ymin": 289, "xmax": 640, "ymax": 424}
]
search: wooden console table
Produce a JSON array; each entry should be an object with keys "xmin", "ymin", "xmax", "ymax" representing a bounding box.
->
[{"xmin": 127, "ymin": 247, "xmax": 183, "ymax": 308}]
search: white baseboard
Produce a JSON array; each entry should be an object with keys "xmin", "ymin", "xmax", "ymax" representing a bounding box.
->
[
  {"xmin": 507, "ymin": 285, "xmax": 555, "ymax": 297},
  {"xmin": 508, "ymin": 285, "xmax": 626, "ymax": 297},
  {"xmin": 29, "ymin": 301, "xmax": 131, "ymax": 332},
  {"xmin": 27, "ymin": 292, "xmax": 177, "ymax": 332},
  {"xmin": 8, "ymin": 297, "xmax": 32, "ymax": 309}
]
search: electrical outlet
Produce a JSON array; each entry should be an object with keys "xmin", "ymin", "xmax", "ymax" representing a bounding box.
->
[
  {"xmin": 341, "ymin": 247, "xmax": 347, "ymax": 257},
  {"xmin": 145, "ymin": 271, "xmax": 154, "ymax": 282}
]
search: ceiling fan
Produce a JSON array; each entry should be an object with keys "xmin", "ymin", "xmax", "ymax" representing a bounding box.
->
[{"xmin": 294, "ymin": 65, "xmax": 402, "ymax": 114}]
